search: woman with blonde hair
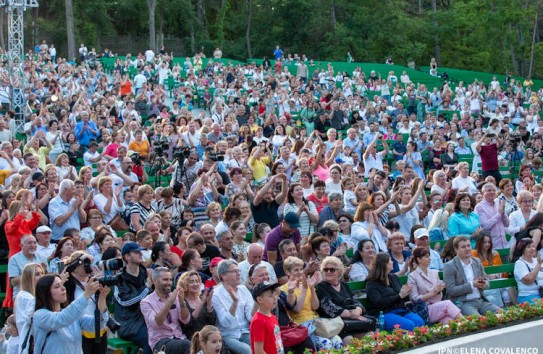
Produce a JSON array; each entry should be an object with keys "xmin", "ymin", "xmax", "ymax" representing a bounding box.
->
[
  {"xmin": 14, "ymin": 263, "xmax": 45, "ymax": 354},
  {"xmin": 428, "ymin": 208, "xmax": 450, "ymax": 242},
  {"xmin": 78, "ymin": 166, "xmax": 93, "ymax": 192},
  {"xmin": 177, "ymin": 271, "xmax": 216, "ymax": 341},
  {"xmin": 55, "ymin": 153, "xmax": 77, "ymax": 181}
]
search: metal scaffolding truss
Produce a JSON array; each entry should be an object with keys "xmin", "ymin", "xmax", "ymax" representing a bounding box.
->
[{"xmin": 0, "ymin": 0, "xmax": 38, "ymax": 131}]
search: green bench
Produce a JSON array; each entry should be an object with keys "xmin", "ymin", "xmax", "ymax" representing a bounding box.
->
[{"xmin": 108, "ymin": 337, "xmax": 139, "ymax": 354}]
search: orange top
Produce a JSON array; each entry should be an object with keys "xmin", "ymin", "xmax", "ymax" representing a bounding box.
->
[{"xmin": 129, "ymin": 140, "xmax": 150, "ymax": 157}]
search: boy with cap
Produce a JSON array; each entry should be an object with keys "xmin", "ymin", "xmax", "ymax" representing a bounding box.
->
[
  {"xmin": 250, "ymin": 282, "xmax": 284, "ymax": 354},
  {"xmin": 204, "ymin": 257, "xmax": 223, "ymax": 289}
]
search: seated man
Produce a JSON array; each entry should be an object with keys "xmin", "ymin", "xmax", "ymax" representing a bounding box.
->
[
  {"xmin": 212, "ymin": 259, "xmax": 255, "ymax": 354},
  {"xmin": 8, "ymin": 234, "xmax": 47, "ymax": 299},
  {"xmin": 239, "ymin": 243, "xmax": 277, "ymax": 284},
  {"xmin": 114, "ymin": 242, "xmax": 153, "ymax": 354},
  {"xmin": 140, "ymin": 267, "xmax": 191, "ymax": 354},
  {"xmin": 443, "ymin": 235, "xmax": 500, "ymax": 316}
]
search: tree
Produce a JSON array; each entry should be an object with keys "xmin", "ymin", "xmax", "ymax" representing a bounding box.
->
[
  {"xmin": 147, "ymin": 0, "xmax": 156, "ymax": 51},
  {"xmin": 65, "ymin": 0, "xmax": 75, "ymax": 60}
]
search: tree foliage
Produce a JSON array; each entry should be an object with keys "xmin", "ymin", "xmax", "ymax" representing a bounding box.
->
[{"xmin": 34, "ymin": 0, "xmax": 543, "ymax": 77}]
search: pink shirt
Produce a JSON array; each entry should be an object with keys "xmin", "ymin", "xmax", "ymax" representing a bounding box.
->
[{"xmin": 140, "ymin": 292, "xmax": 187, "ymax": 350}]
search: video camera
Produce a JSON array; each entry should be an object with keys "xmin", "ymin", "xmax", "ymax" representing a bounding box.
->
[
  {"xmin": 173, "ymin": 146, "xmax": 192, "ymax": 161},
  {"xmin": 153, "ymin": 140, "xmax": 170, "ymax": 157}
]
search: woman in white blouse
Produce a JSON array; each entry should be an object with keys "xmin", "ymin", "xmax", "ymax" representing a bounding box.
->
[
  {"xmin": 283, "ymin": 183, "xmax": 319, "ymax": 238},
  {"xmin": 93, "ymin": 176, "xmax": 125, "ymax": 224}
]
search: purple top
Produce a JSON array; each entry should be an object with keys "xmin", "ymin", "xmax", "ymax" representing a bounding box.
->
[{"xmin": 263, "ymin": 224, "xmax": 301, "ymax": 262}]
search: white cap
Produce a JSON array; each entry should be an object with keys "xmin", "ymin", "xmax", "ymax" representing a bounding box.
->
[{"xmin": 36, "ymin": 226, "xmax": 52, "ymax": 233}]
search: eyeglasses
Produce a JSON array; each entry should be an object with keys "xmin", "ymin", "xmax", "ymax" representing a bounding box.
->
[
  {"xmin": 225, "ymin": 269, "xmax": 241, "ymax": 274},
  {"xmin": 323, "ymin": 268, "xmax": 338, "ymax": 273},
  {"xmin": 521, "ymin": 200, "xmax": 533, "ymax": 204}
]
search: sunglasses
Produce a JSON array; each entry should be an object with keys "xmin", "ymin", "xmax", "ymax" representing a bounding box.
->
[{"xmin": 323, "ymin": 268, "xmax": 338, "ymax": 273}]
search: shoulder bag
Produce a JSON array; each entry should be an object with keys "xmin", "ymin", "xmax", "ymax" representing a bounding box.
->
[{"xmin": 314, "ymin": 316, "xmax": 344, "ymax": 338}]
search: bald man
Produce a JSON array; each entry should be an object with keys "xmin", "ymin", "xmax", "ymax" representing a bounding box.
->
[{"xmin": 238, "ymin": 243, "xmax": 277, "ymax": 283}]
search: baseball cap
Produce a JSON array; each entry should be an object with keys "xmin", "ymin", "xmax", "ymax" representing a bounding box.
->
[
  {"xmin": 32, "ymin": 171, "xmax": 45, "ymax": 181},
  {"xmin": 122, "ymin": 241, "xmax": 145, "ymax": 256},
  {"xmin": 283, "ymin": 212, "xmax": 301, "ymax": 229},
  {"xmin": 414, "ymin": 228, "xmax": 430, "ymax": 239},
  {"xmin": 252, "ymin": 281, "xmax": 281, "ymax": 300},
  {"xmin": 210, "ymin": 257, "xmax": 223, "ymax": 268},
  {"xmin": 36, "ymin": 226, "xmax": 52, "ymax": 233}
]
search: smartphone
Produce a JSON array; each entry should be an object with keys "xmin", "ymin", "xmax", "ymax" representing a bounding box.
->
[{"xmin": 57, "ymin": 261, "xmax": 65, "ymax": 273}]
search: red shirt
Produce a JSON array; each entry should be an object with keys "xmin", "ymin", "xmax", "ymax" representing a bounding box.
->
[
  {"xmin": 307, "ymin": 194, "xmax": 329, "ymax": 213},
  {"xmin": 171, "ymin": 245, "xmax": 184, "ymax": 259},
  {"xmin": 250, "ymin": 311, "xmax": 284, "ymax": 354},
  {"xmin": 480, "ymin": 143, "xmax": 499, "ymax": 171}
]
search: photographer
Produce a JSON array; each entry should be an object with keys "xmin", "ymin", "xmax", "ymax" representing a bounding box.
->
[
  {"xmin": 169, "ymin": 149, "xmax": 202, "ymax": 193},
  {"xmin": 475, "ymin": 132, "xmax": 503, "ymax": 184},
  {"xmin": 64, "ymin": 251, "xmax": 110, "ymax": 354},
  {"xmin": 114, "ymin": 242, "xmax": 153, "ymax": 354}
]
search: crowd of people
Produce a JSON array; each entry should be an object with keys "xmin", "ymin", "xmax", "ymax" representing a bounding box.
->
[{"xmin": 0, "ymin": 41, "xmax": 541, "ymax": 354}]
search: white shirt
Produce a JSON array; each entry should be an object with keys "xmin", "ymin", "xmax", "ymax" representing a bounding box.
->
[
  {"xmin": 507, "ymin": 209, "xmax": 536, "ymax": 236},
  {"xmin": 351, "ymin": 221, "xmax": 388, "ymax": 253},
  {"xmin": 238, "ymin": 260, "xmax": 277, "ymax": 284},
  {"xmin": 514, "ymin": 258, "xmax": 543, "ymax": 297},
  {"xmin": 93, "ymin": 193, "xmax": 125, "ymax": 223},
  {"xmin": 211, "ymin": 284, "xmax": 254, "ymax": 339},
  {"xmin": 36, "ymin": 243, "xmax": 56, "ymax": 261},
  {"xmin": 451, "ymin": 175, "xmax": 479, "ymax": 195},
  {"xmin": 462, "ymin": 259, "xmax": 481, "ymax": 300}
]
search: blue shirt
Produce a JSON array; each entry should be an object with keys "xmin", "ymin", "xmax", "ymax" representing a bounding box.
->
[
  {"xmin": 75, "ymin": 120, "xmax": 100, "ymax": 147},
  {"xmin": 48, "ymin": 196, "xmax": 81, "ymax": 241},
  {"xmin": 448, "ymin": 211, "xmax": 480, "ymax": 237},
  {"xmin": 33, "ymin": 295, "xmax": 107, "ymax": 354}
]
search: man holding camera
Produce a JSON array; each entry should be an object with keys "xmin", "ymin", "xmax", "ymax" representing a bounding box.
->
[{"xmin": 114, "ymin": 242, "xmax": 153, "ymax": 354}]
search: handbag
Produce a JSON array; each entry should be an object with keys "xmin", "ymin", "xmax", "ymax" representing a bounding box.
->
[
  {"xmin": 108, "ymin": 214, "xmax": 129, "ymax": 231},
  {"xmin": 405, "ymin": 299, "xmax": 430, "ymax": 324},
  {"xmin": 314, "ymin": 316, "xmax": 344, "ymax": 338},
  {"xmin": 280, "ymin": 321, "xmax": 308, "ymax": 347},
  {"xmin": 342, "ymin": 317, "xmax": 377, "ymax": 334}
]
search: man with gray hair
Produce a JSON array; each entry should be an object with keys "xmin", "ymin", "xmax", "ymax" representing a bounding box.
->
[
  {"xmin": 238, "ymin": 243, "xmax": 277, "ymax": 283},
  {"xmin": 474, "ymin": 183, "xmax": 509, "ymax": 249},
  {"xmin": 140, "ymin": 267, "xmax": 191, "ymax": 354},
  {"xmin": 8, "ymin": 234, "xmax": 46, "ymax": 298},
  {"xmin": 48, "ymin": 179, "xmax": 87, "ymax": 242},
  {"xmin": 75, "ymin": 110, "xmax": 100, "ymax": 148},
  {"xmin": 216, "ymin": 230, "xmax": 243, "ymax": 262},
  {"xmin": 212, "ymin": 259, "xmax": 254, "ymax": 354}
]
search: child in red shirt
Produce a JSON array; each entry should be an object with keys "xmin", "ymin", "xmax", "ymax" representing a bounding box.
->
[{"xmin": 250, "ymin": 282, "xmax": 284, "ymax": 354}]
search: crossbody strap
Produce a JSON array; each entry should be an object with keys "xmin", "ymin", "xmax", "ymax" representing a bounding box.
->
[{"xmin": 523, "ymin": 260, "xmax": 540, "ymax": 286}]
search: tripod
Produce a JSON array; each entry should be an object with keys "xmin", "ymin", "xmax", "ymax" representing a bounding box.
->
[{"xmin": 149, "ymin": 153, "xmax": 170, "ymax": 188}]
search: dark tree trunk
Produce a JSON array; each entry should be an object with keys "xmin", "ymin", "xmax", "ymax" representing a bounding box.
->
[{"xmin": 246, "ymin": 0, "xmax": 252, "ymax": 58}]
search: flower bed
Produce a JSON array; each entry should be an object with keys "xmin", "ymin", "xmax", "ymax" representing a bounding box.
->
[{"xmin": 305, "ymin": 300, "xmax": 543, "ymax": 353}]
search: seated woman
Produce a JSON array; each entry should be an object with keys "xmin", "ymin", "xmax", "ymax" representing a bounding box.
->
[
  {"xmin": 388, "ymin": 232, "xmax": 411, "ymax": 276},
  {"xmin": 48, "ymin": 237, "xmax": 75, "ymax": 274},
  {"xmin": 447, "ymin": 192, "xmax": 480, "ymax": 245},
  {"xmin": 281, "ymin": 256, "xmax": 342, "ymax": 351},
  {"xmin": 513, "ymin": 238, "xmax": 543, "ymax": 304},
  {"xmin": 366, "ymin": 253, "xmax": 425, "ymax": 331},
  {"xmin": 177, "ymin": 249, "xmax": 209, "ymax": 284},
  {"xmin": 472, "ymin": 231, "xmax": 512, "ymax": 307},
  {"xmin": 86, "ymin": 226, "xmax": 118, "ymax": 264},
  {"xmin": 315, "ymin": 256, "xmax": 376, "ymax": 342},
  {"xmin": 408, "ymin": 247, "xmax": 462, "ymax": 324},
  {"xmin": 310, "ymin": 236, "xmax": 332, "ymax": 263},
  {"xmin": 349, "ymin": 239, "xmax": 374, "ymax": 282},
  {"xmin": 177, "ymin": 271, "xmax": 217, "ymax": 341}
]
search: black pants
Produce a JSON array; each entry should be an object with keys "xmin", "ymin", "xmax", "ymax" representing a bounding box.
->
[
  {"xmin": 482, "ymin": 169, "xmax": 502, "ymax": 185},
  {"xmin": 82, "ymin": 332, "xmax": 108, "ymax": 354},
  {"xmin": 155, "ymin": 337, "xmax": 191, "ymax": 354}
]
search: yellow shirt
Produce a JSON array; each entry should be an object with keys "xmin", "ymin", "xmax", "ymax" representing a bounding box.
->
[
  {"xmin": 248, "ymin": 155, "xmax": 270, "ymax": 181},
  {"xmin": 23, "ymin": 146, "xmax": 51, "ymax": 170},
  {"xmin": 279, "ymin": 284, "xmax": 319, "ymax": 324}
]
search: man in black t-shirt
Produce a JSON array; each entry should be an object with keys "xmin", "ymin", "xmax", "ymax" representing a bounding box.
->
[
  {"xmin": 187, "ymin": 233, "xmax": 221, "ymax": 276},
  {"xmin": 251, "ymin": 173, "xmax": 288, "ymax": 228}
]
